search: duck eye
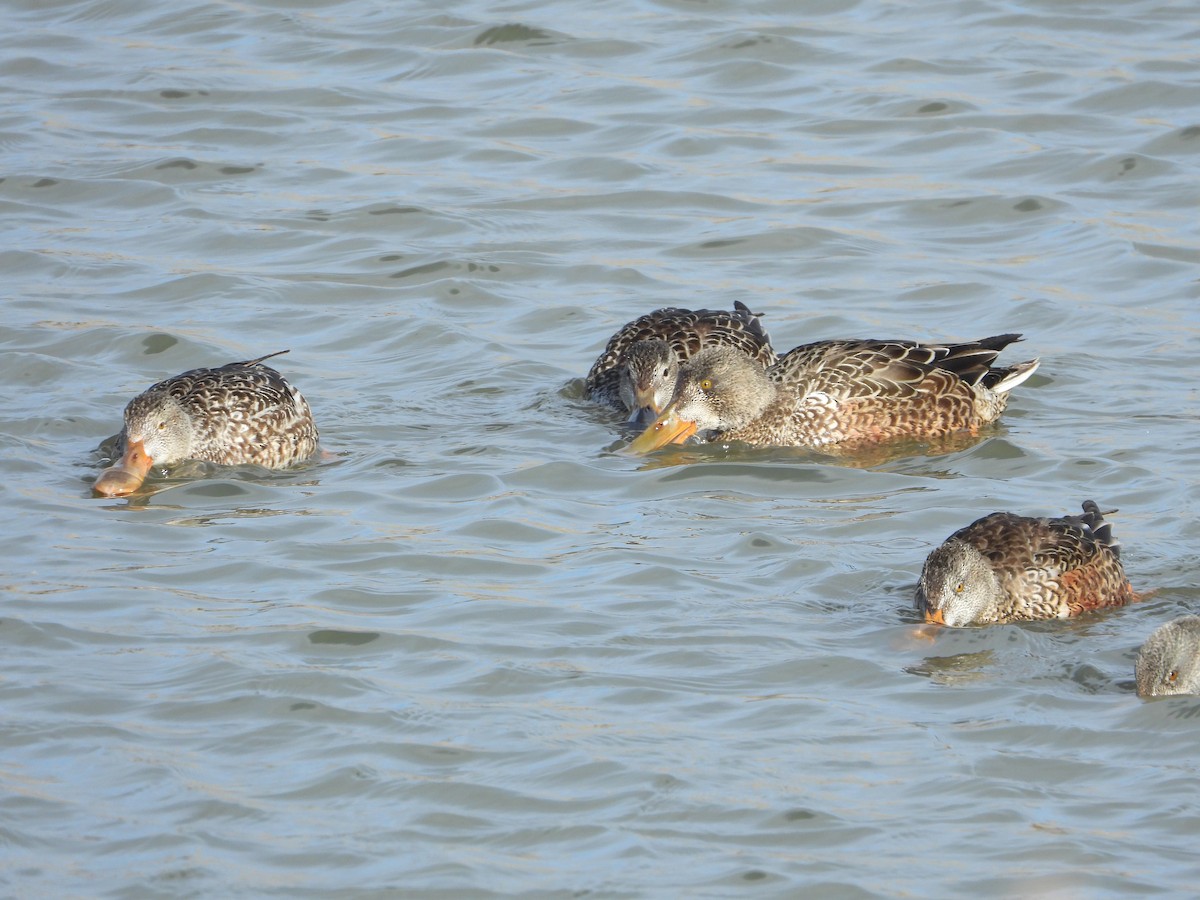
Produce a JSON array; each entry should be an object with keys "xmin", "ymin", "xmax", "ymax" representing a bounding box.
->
[
  {"xmin": 954, "ymin": 582, "xmax": 965, "ymax": 594},
  {"xmin": 1169, "ymin": 671, "xmax": 1179, "ymax": 683},
  {"xmin": 699, "ymin": 378, "xmax": 713, "ymax": 391},
  {"xmin": 157, "ymin": 422, "xmax": 167, "ymax": 431}
]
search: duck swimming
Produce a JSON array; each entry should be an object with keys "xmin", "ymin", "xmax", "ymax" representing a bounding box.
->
[
  {"xmin": 627, "ymin": 333, "xmax": 1039, "ymax": 452},
  {"xmin": 1135, "ymin": 616, "xmax": 1200, "ymax": 697},
  {"xmin": 93, "ymin": 351, "xmax": 319, "ymax": 497},
  {"xmin": 585, "ymin": 302, "xmax": 776, "ymax": 424},
  {"xmin": 916, "ymin": 500, "xmax": 1137, "ymax": 627}
]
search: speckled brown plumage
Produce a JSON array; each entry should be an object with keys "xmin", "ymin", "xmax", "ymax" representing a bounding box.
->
[
  {"xmin": 916, "ymin": 500, "xmax": 1137, "ymax": 627},
  {"xmin": 585, "ymin": 301, "xmax": 776, "ymax": 420},
  {"xmin": 628, "ymin": 333, "xmax": 1039, "ymax": 452},
  {"xmin": 93, "ymin": 351, "xmax": 318, "ymax": 496}
]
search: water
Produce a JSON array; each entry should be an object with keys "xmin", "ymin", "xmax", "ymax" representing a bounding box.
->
[{"xmin": 3, "ymin": 0, "xmax": 1199, "ymax": 895}]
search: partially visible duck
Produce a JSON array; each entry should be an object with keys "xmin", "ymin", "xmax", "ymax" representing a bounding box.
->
[
  {"xmin": 1135, "ymin": 616, "xmax": 1200, "ymax": 697},
  {"xmin": 917, "ymin": 500, "xmax": 1137, "ymax": 627},
  {"xmin": 627, "ymin": 333, "xmax": 1039, "ymax": 452},
  {"xmin": 585, "ymin": 301, "xmax": 776, "ymax": 424},
  {"xmin": 93, "ymin": 350, "xmax": 318, "ymax": 497}
]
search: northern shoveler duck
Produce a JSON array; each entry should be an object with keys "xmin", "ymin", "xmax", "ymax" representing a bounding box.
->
[
  {"xmin": 1136, "ymin": 616, "xmax": 1200, "ymax": 697},
  {"xmin": 585, "ymin": 301, "xmax": 776, "ymax": 424},
  {"xmin": 93, "ymin": 351, "xmax": 319, "ymax": 497},
  {"xmin": 627, "ymin": 333, "xmax": 1038, "ymax": 452},
  {"xmin": 916, "ymin": 500, "xmax": 1137, "ymax": 627}
]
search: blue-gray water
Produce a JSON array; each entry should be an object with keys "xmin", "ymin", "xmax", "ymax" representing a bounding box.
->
[{"xmin": 3, "ymin": 0, "xmax": 1200, "ymax": 896}]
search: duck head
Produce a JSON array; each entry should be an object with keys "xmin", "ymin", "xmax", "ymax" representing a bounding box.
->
[
  {"xmin": 627, "ymin": 347, "xmax": 775, "ymax": 453},
  {"xmin": 916, "ymin": 539, "xmax": 1004, "ymax": 627},
  {"xmin": 617, "ymin": 340, "xmax": 678, "ymax": 426},
  {"xmin": 94, "ymin": 391, "xmax": 195, "ymax": 497},
  {"xmin": 1136, "ymin": 616, "xmax": 1200, "ymax": 697}
]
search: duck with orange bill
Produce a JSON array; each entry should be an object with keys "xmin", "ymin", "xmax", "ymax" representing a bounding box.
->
[
  {"xmin": 916, "ymin": 501, "xmax": 1138, "ymax": 627},
  {"xmin": 627, "ymin": 333, "xmax": 1038, "ymax": 454},
  {"xmin": 93, "ymin": 351, "xmax": 319, "ymax": 497}
]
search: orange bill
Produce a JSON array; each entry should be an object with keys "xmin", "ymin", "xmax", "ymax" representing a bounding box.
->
[
  {"xmin": 923, "ymin": 607, "xmax": 946, "ymax": 625},
  {"xmin": 93, "ymin": 439, "xmax": 154, "ymax": 497},
  {"xmin": 626, "ymin": 407, "xmax": 698, "ymax": 454}
]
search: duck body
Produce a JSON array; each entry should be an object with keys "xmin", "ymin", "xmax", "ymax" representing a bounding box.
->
[
  {"xmin": 916, "ymin": 500, "xmax": 1136, "ymax": 627},
  {"xmin": 586, "ymin": 301, "xmax": 776, "ymax": 424},
  {"xmin": 93, "ymin": 351, "xmax": 318, "ymax": 497},
  {"xmin": 1135, "ymin": 616, "xmax": 1200, "ymax": 697},
  {"xmin": 629, "ymin": 333, "xmax": 1039, "ymax": 452}
]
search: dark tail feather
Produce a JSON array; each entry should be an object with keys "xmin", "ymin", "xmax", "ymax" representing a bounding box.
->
[
  {"xmin": 938, "ymin": 334, "xmax": 1026, "ymax": 387},
  {"xmin": 241, "ymin": 350, "xmax": 291, "ymax": 367},
  {"xmin": 1079, "ymin": 499, "xmax": 1120, "ymax": 558},
  {"xmin": 973, "ymin": 333, "xmax": 1023, "ymax": 352}
]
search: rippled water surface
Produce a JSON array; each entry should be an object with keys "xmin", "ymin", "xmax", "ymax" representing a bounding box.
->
[{"xmin": 4, "ymin": 0, "xmax": 1200, "ymax": 895}]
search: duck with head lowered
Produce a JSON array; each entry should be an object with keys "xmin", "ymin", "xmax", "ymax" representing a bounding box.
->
[
  {"xmin": 916, "ymin": 500, "xmax": 1138, "ymax": 627},
  {"xmin": 585, "ymin": 301, "xmax": 777, "ymax": 426},
  {"xmin": 93, "ymin": 350, "xmax": 319, "ymax": 497}
]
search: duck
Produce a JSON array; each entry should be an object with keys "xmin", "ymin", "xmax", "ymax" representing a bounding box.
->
[
  {"xmin": 627, "ymin": 333, "xmax": 1039, "ymax": 453},
  {"xmin": 1135, "ymin": 616, "xmax": 1200, "ymax": 697},
  {"xmin": 916, "ymin": 500, "xmax": 1137, "ymax": 626},
  {"xmin": 585, "ymin": 301, "xmax": 777, "ymax": 424},
  {"xmin": 93, "ymin": 350, "xmax": 319, "ymax": 497}
]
